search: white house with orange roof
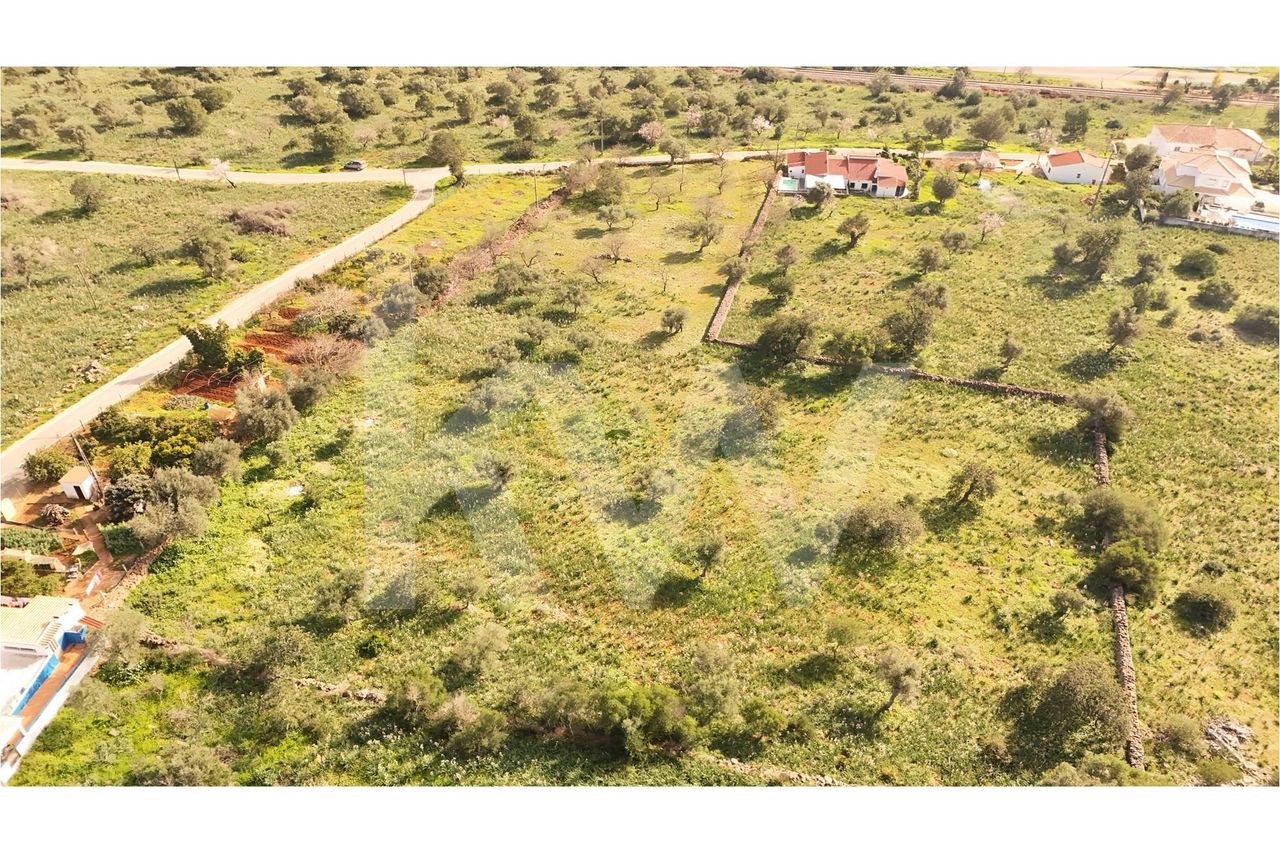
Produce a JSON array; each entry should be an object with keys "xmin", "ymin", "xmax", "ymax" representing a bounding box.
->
[
  {"xmin": 781, "ymin": 151, "xmax": 908, "ymax": 198},
  {"xmin": 1153, "ymin": 148, "xmax": 1259, "ymax": 212},
  {"xmin": 1146, "ymin": 124, "xmax": 1271, "ymax": 165},
  {"xmin": 1038, "ymin": 149, "xmax": 1112, "ymax": 185}
]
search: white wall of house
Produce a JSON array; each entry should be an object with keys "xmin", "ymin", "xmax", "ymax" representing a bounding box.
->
[
  {"xmin": 873, "ymin": 183, "xmax": 900, "ymax": 198},
  {"xmin": 1042, "ymin": 157, "xmax": 1108, "ymax": 185}
]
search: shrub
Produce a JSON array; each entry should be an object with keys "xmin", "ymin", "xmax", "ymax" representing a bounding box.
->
[
  {"xmin": 1080, "ymin": 489, "xmax": 1168, "ymax": 553},
  {"xmin": 165, "ymin": 97, "xmax": 209, "ymax": 135},
  {"xmin": 1132, "ymin": 251, "xmax": 1163, "ymax": 284},
  {"xmin": 107, "ymin": 443, "xmax": 152, "ymax": 480},
  {"xmin": 386, "ymin": 671, "xmax": 447, "ymax": 728},
  {"xmin": 756, "ymin": 313, "xmax": 814, "ymax": 364},
  {"xmin": 843, "ymin": 499, "xmax": 924, "ymax": 552},
  {"xmin": 130, "ymin": 742, "xmax": 231, "ymax": 786},
  {"xmin": 310, "ymin": 120, "xmax": 352, "ymax": 159},
  {"xmin": 1037, "ymin": 658, "xmax": 1126, "ymax": 756},
  {"xmin": 99, "ymin": 522, "xmax": 142, "ymax": 556},
  {"xmin": 448, "ymin": 623, "xmax": 510, "ymax": 676},
  {"xmin": 1195, "ymin": 279, "xmax": 1238, "ymax": 311},
  {"xmin": 1157, "ymin": 714, "xmax": 1204, "ymax": 757},
  {"xmin": 1071, "ymin": 387, "xmax": 1134, "ymax": 441},
  {"xmin": 660, "ymin": 306, "xmax": 688, "ymax": 334},
  {"xmin": 1177, "ymin": 249, "xmax": 1218, "ymax": 278},
  {"xmin": 1205, "ymin": 242, "xmax": 1230, "ymax": 255},
  {"xmin": 1196, "ymin": 757, "xmax": 1241, "ymax": 786},
  {"xmin": 1159, "ymin": 190, "xmax": 1194, "ymax": 219},
  {"xmin": 412, "ymin": 262, "xmax": 450, "ymax": 299},
  {"xmin": 338, "ymin": 85, "xmax": 383, "ymax": 119},
  {"xmin": 189, "ymin": 438, "xmax": 243, "ymax": 482},
  {"xmin": 1096, "ymin": 538, "xmax": 1162, "ymax": 605},
  {"xmin": 227, "ymin": 202, "xmax": 296, "ymax": 236},
  {"xmin": 930, "ymin": 172, "xmax": 958, "ymax": 205},
  {"xmin": 376, "ymin": 281, "xmax": 422, "ymax": 326},
  {"xmin": 23, "ymin": 447, "xmax": 75, "ymax": 483},
  {"xmin": 1173, "ymin": 583, "xmax": 1237, "ymax": 633},
  {"xmin": 1233, "ymin": 304, "xmax": 1278, "ymax": 339},
  {"xmin": 234, "ymin": 386, "xmax": 298, "ymax": 442},
  {"xmin": 597, "ymin": 684, "xmax": 700, "ymax": 759},
  {"xmin": 192, "ymin": 84, "xmax": 232, "ymax": 112},
  {"xmin": 69, "ymin": 175, "xmax": 107, "ymax": 213},
  {"xmin": 740, "ymin": 697, "xmax": 787, "ymax": 744}
]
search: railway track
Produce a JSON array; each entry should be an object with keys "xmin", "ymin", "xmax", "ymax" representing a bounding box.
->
[{"xmin": 723, "ymin": 66, "xmax": 1267, "ymax": 108}]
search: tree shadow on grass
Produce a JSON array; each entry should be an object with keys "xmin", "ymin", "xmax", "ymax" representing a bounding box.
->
[
  {"xmin": 663, "ymin": 249, "xmax": 702, "ymax": 265},
  {"xmin": 651, "ymin": 570, "xmax": 701, "ymax": 608},
  {"xmin": 574, "ymin": 226, "xmax": 605, "ymax": 240},
  {"xmin": 1059, "ymin": 349, "xmax": 1117, "ymax": 380},
  {"xmin": 776, "ymin": 652, "xmax": 842, "ymax": 688},
  {"xmin": 830, "ymin": 543, "xmax": 901, "ymax": 580},
  {"xmin": 970, "ymin": 365, "xmax": 1006, "ymax": 382},
  {"xmin": 637, "ymin": 329, "xmax": 674, "ymax": 349},
  {"xmin": 889, "ymin": 273, "xmax": 921, "ymax": 291},
  {"xmin": 1027, "ymin": 426, "xmax": 1090, "ymax": 467},
  {"xmin": 281, "ymin": 150, "xmax": 337, "ymax": 171},
  {"xmin": 130, "ymin": 276, "xmax": 205, "ymax": 297},
  {"xmin": 778, "ymin": 367, "xmax": 852, "ymax": 400},
  {"xmin": 921, "ymin": 496, "xmax": 979, "ymax": 535},
  {"xmin": 1026, "ymin": 271, "xmax": 1092, "ymax": 301},
  {"xmin": 810, "ymin": 239, "xmax": 847, "ymax": 262}
]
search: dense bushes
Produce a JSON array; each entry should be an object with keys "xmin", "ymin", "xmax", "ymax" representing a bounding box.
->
[
  {"xmin": 1195, "ymin": 279, "xmax": 1239, "ymax": 311},
  {"xmin": 1095, "ymin": 538, "xmax": 1163, "ymax": 605},
  {"xmin": 1079, "ymin": 488, "xmax": 1168, "ymax": 554},
  {"xmin": 23, "ymin": 447, "xmax": 74, "ymax": 483},
  {"xmin": 1173, "ymin": 582, "xmax": 1237, "ymax": 633},
  {"xmin": 1233, "ymin": 304, "xmax": 1278, "ymax": 338},
  {"xmin": 1177, "ymin": 248, "xmax": 1218, "ymax": 278},
  {"xmin": 842, "ymin": 499, "xmax": 924, "ymax": 552},
  {"xmin": 0, "ymin": 526, "xmax": 61, "ymax": 553},
  {"xmin": 0, "ymin": 559, "xmax": 62, "ymax": 596}
]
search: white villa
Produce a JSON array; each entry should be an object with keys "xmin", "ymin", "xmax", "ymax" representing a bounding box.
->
[
  {"xmin": 1146, "ymin": 124, "xmax": 1271, "ymax": 165},
  {"xmin": 1153, "ymin": 148, "xmax": 1259, "ymax": 213}
]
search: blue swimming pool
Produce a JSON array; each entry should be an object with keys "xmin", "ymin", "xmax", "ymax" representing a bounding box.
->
[{"xmin": 1231, "ymin": 211, "xmax": 1280, "ymax": 234}]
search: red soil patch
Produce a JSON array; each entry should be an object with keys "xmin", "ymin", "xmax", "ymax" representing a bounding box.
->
[
  {"xmin": 242, "ymin": 331, "xmax": 304, "ymax": 362},
  {"xmin": 171, "ymin": 369, "xmax": 237, "ymax": 403}
]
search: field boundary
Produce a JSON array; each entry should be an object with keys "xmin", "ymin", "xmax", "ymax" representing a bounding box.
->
[{"xmin": 703, "ymin": 175, "xmax": 1150, "ymax": 769}]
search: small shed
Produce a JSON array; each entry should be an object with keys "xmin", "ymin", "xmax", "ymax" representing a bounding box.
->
[{"xmin": 58, "ymin": 467, "xmax": 95, "ymax": 502}]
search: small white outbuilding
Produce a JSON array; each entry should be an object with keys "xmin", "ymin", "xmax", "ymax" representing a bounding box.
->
[{"xmin": 57, "ymin": 466, "xmax": 96, "ymax": 502}]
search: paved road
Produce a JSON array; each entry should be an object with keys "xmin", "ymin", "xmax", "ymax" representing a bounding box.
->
[{"xmin": 0, "ymin": 145, "xmax": 1027, "ymax": 500}]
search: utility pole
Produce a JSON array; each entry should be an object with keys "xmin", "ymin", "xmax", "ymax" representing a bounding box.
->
[{"xmin": 1091, "ymin": 140, "xmax": 1117, "ymax": 218}]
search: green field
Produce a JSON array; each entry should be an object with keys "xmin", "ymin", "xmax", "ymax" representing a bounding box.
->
[
  {"xmin": 3, "ymin": 66, "xmax": 1274, "ymax": 171},
  {"xmin": 0, "ymin": 171, "xmax": 408, "ymax": 442},
  {"xmin": 14, "ymin": 164, "xmax": 1278, "ymax": 786}
]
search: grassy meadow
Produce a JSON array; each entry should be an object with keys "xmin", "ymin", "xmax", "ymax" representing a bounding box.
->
[
  {"xmin": 13, "ymin": 163, "xmax": 1278, "ymax": 786},
  {"xmin": 2, "ymin": 66, "xmax": 1274, "ymax": 171},
  {"xmin": 0, "ymin": 171, "xmax": 409, "ymax": 442}
]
